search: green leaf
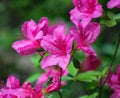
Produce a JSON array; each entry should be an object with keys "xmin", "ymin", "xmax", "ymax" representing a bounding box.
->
[
  {"xmin": 61, "ymin": 76, "xmax": 73, "ymax": 81},
  {"xmin": 80, "ymin": 92, "xmax": 98, "ymax": 98},
  {"xmin": 102, "ymin": 67, "xmax": 109, "ymax": 76},
  {"xmin": 68, "ymin": 62, "xmax": 78, "ymax": 76},
  {"xmin": 25, "ymin": 72, "xmax": 40, "ymax": 83},
  {"xmin": 75, "ymin": 71, "xmax": 102, "ymax": 82},
  {"xmin": 47, "ymin": 92, "xmax": 61, "ymax": 98},
  {"xmin": 114, "ymin": 13, "xmax": 120, "ymax": 20},
  {"xmin": 31, "ymin": 54, "xmax": 40, "ymax": 67},
  {"xmin": 107, "ymin": 12, "xmax": 115, "ymax": 20},
  {"xmin": 105, "ymin": 20, "xmax": 117, "ymax": 27}
]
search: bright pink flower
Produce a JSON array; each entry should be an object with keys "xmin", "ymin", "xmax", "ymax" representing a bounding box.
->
[
  {"xmin": 36, "ymin": 67, "xmax": 67, "ymax": 94},
  {"xmin": 0, "ymin": 76, "xmax": 33, "ymax": 98},
  {"xmin": 40, "ymin": 25, "xmax": 73, "ymax": 70},
  {"xmin": 12, "ymin": 17, "xmax": 50, "ymax": 55},
  {"xmin": 70, "ymin": 0, "xmax": 102, "ymax": 27},
  {"xmin": 106, "ymin": 65, "xmax": 120, "ymax": 98},
  {"xmin": 107, "ymin": 65, "xmax": 120, "ymax": 91},
  {"xmin": 70, "ymin": 22, "xmax": 100, "ymax": 55},
  {"xmin": 107, "ymin": 0, "xmax": 120, "ymax": 9},
  {"xmin": 81, "ymin": 54, "xmax": 101, "ymax": 71}
]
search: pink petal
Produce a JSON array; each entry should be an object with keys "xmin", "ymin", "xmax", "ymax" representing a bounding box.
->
[
  {"xmin": 93, "ymin": 4, "xmax": 102, "ymax": 18},
  {"xmin": 84, "ymin": 22, "xmax": 100, "ymax": 44},
  {"xmin": 58, "ymin": 54, "xmax": 71, "ymax": 70},
  {"xmin": 6, "ymin": 76, "xmax": 20, "ymax": 89},
  {"xmin": 41, "ymin": 35, "xmax": 59, "ymax": 53},
  {"xmin": 107, "ymin": 0, "xmax": 120, "ymax": 8},
  {"xmin": 53, "ymin": 25, "xmax": 66, "ymax": 40},
  {"xmin": 12, "ymin": 40, "xmax": 37, "ymax": 55},
  {"xmin": 40, "ymin": 55, "xmax": 60, "ymax": 69},
  {"xmin": 79, "ymin": 46, "xmax": 96, "ymax": 56},
  {"xmin": 21, "ymin": 19, "xmax": 37, "ymax": 39}
]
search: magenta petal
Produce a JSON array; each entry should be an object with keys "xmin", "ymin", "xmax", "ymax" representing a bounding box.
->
[
  {"xmin": 53, "ymin": 25, "xmax": 66, "ymax": 40},
  {"xmin": 70, "ymin": 7, "xmax": 84, "ymax": 27},
  {"xmin": 41, "ymin": 35, "xmax": 59, "ymax": 53},
  {"xmin": 21, "ymin": 19, "xmax": 37, "ymax": 39},
  {"xmin": 93, "ymin": 4, "xmax": 102, "ymax": 18},
  {"xmin": 41, "ymin": 55, "xmax": 60, "ymax": 69},
  {"xmin": 80, "ymin": 46, "xmax": 96, "ymax": 56},
  {"xmin": 58, "ymin": 54, "xmax": 71, "ymax": 70},
  {"xmin": 107, "ymin": 0, "xmax": 120, "ymax": 8},
  {"xmin": 12, "ymin": 40, "xmax": 37, "ymax": 55},
  {"xmin": 84, "ymin": 22, "xmax": 100, "ymax": 44},
  {"xmin": 6, "ymin": 76, "xmax": 20, "ymax": 89}
]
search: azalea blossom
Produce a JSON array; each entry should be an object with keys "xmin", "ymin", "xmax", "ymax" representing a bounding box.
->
[
  {"xmin": 36, "ymin": 67, "xmax": 68, "ymax": 94},
  {"xmin": 81, "ymin": 54, "xmax": 101, "ymax": 71},
  {"xmin": 0, "ymin": 76, "xmax": 33, "ymax": 98},
  {"xmin": 107, "ymin": 65, "xmax": 120, "ymax": 98},
  {"xmin": 107, "ymin": 0, "xmax": 120, "ymax": 9},
  {"xmin": 70, "ymin": 22, "xmax": 100, "ymax": 56},
  {"xmin": 12, "ymin": 17, "xmax": 50, "ymax": 55},
  {"xmin": 70, "ymin": 0, "xmax": 102, "ymax": 27},
  {"xmin": 40, "ymin": 25, "xmax": 73, "ymax": 70}
]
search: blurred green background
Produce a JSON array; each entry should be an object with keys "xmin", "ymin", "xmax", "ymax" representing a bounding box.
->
[{"xmin": 0, "ymin": 0, "xmax": 120, "ymax": 98}]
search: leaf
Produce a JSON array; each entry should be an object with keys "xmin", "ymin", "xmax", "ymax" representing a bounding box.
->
[
  {"xmin": 25, "ymin": 72, "xmax": 40, "ymax": 83},
  {"xmin": 61, "ymin": 76, "xmax": 73, "ymax": 81},
  {"xmin": 114, "ymin": 13, "xmax": 120, "ymax": 20},
  {"xmin": 75, "ymin": 71, "xmax": 102, "ymax": 82},
  {"xmin": 31, "ymin": 54, "xmax": 40, "ymax": 67},
  {"xmin": 80, "ymin": 92, "xmax": 98, "ymax": 98},
  {"xmin": 102, "ymin": 67, "xmax": 109, "ymax": 76},
  {"xmin": 105, "ymin": 20, "xmax": 117, "ymax": 27},
  {"xmin": 107, "ymin": 12, "xmax": 115, "ymax": 20},
  {"xmin": 68, "ymin": 62, "xmax": 78, "ymax": 76}
]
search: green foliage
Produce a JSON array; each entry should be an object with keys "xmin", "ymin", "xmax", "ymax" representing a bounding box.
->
[
  {"xmin": 75, "ymin": 71, "xmax": 102, "ymax": 82},
  {"xmin": 68, "ymin": 61, "xmax": 78, "ymax": 76}
]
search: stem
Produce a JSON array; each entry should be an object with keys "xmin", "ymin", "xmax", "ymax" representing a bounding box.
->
[
  {"xmin": 57, "ymin": 91, "xmax": 63, "ymax": 98},
  {"xmin": 99, "ymin": 34, "xmax": 120, "ymax": 98}
]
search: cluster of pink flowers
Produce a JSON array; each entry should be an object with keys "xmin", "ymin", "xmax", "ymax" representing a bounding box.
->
[
  {"xmin": 0, "ymin": 67, "xmax": 67, "ymax": 98},
  {"xmin": 2, "ymin": 0, "xmax": 120, "ymax": 97},
  {"xmin": 8, "ymin": 0, "xmax": 103, "ymax": 97},
  {"xmin": 107, "ymin": 65, "xmax": 120, "ymax": 98}
]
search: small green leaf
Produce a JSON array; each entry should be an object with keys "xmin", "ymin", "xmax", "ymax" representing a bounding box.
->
[
  {"xmin": 68, "ymin": 62, "xmax": 78, "ymax": 76},
  {"xmin": 114, "ymin": 13, "xmax": 120, "ymax": 20},
  {"xmin": 105, "ymin": 20, "xmax": 117, "ymax": 27},
  {"xmin": 31, "ymin": 54, "xmax": 40, "ymax": 67},
  {"xmin": 61, "ymin": 76, "xmax": 73, "ymax": 81},
  {"xmin": 102, "ymin": 67, "xmax": 109, "ymax": 76},
  {"xmin": 107, "ymin": 12, "xmax": 115, "ymax": 20},
  {"xmin": 75, "ymin": 71, "xmax": 102, "ymax": 82}
]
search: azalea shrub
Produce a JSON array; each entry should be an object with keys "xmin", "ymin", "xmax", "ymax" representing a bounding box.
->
[{"xmin": 0, "ymin": 0, "xmax": 120, "ymax": 98}]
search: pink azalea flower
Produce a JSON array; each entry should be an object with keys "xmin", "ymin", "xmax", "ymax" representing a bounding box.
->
[
  {"xmin": 70, "ymin": 0, "xmax": 102, "ymax": 27},
  {"xmin": 107, "ymin": 65, "xmax": 120, "ymax": 91},
  {"xmin": 70, "ymin": 22, "xmax": 100, "ymax": 55},
  {"xmin": 81, "ymin": 54, "xmax": 101, "ymax": 71},
  {"xmin": 40, "ymin": 25, "xmax": 73, "ymax": 70},
  {"xmin": 0, "ymin": 76, "xmax": 33, "ymax": 98},
  {"xmin": 106, "ymin": 65, "xmax": 120, "ymax": 98},
  {"xmin": 36, "ymin": 67, "xmax": 67, "ymax": 94},
  {"xmin": 107, "ymin": 0, "xmax": 120, "ymax": 9},
  {"xmin": 12, "ymin": 17, "xmax": 50, "ymax": 55}
]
